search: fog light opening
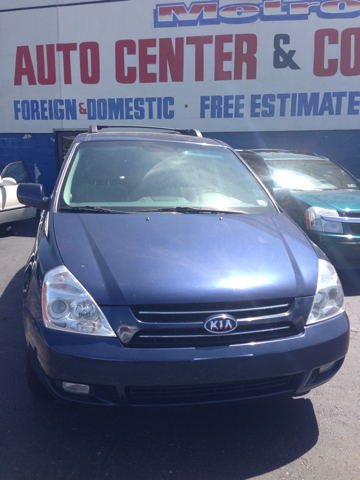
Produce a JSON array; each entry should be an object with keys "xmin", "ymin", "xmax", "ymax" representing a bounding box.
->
[
  {"xmin": 307, "ymin": 357, "xmax": 345, "ymax": 387},
  {"xmin": 62, "ymin": 382, "xmax": 91, "ymax": 395},
  {"xmin": 318, "ymin": 361, "xmax": 336, "ymax": 375}
]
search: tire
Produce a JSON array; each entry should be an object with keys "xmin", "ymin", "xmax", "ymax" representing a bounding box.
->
[{"xmin": 0, "ymin": 223, "xmax": 13, "ymax": 237}]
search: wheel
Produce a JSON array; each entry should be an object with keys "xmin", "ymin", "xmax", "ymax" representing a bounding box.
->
[
  {"xmin": 25, "ymin": 343, "xmax": 49, "ymax": 398},
  {"xmin": 0, "ymin": 223, "xmax": 13, "ymax": 237}
]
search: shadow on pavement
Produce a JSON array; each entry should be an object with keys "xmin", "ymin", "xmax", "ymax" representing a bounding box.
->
[
  {"xmin": 0, "ymin": 267, "xmax": 25, "ymax": 323},
  {"xmin": 11, "ymin": 394, "xmax": 318, "ymax": 480}
]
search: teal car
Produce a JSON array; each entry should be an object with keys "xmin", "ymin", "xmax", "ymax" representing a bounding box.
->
[{"xmin": 237, "ymin": 149, "xmax": 360, "ymax": 270}]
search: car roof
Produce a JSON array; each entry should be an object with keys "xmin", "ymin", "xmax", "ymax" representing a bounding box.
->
[
  {"xmin": 73, "ymin": 125, "xmax": 228, "ymax": 148},
  {"xmin": 75, "ymin": 131, "xmax": 224, "ymax": 147}
]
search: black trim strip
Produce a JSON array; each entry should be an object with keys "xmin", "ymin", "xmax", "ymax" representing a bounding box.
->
[
  {"xmin": 139, "ymin": 326, "xmax": 291, "ymax": 339},
  {"xmin": 0, "ymin": 0, "xmax": 128, "ymax": 13},
  {"xmin": 0, "ymin": 205, "xmax": 29, "ymax": 213}
]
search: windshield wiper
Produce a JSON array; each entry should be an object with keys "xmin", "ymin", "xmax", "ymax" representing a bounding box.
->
[
  {"xmin": 137, "ymin": 206, "xmax": 247, "ymax": 214},
  {"xmin": 58, "ymin": 206, "xmax": 129, "ymax": 214}
]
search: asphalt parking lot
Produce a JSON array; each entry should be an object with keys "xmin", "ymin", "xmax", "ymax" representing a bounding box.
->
[{"xmin": 0, "ymin": 217, "xmax": 359, "ymax": 480}]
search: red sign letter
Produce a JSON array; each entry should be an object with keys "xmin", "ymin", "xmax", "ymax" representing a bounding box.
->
[
  {"xmin": 56, "ymin": 43, "xmax": 77, "ymax": 84},
  {"xmin": 80, "ymin": 42, "xmax": 100, "ymax": 84},
  {"xmin": 115, "ymin": 40, "xmax": 137, "ymax": 84},
  {"xmin": 234, "ymin": 34, "xmax": 257, "ymax": 80},
  {"xmin": 340, "ymin": 28, "xmax": 360, "ymax": 76},
  {"xmin": 14, "ymin": 46, "xmax": 36, "ymax": 86},
  {"xmin": 37, "ymin": 44, "xmax": 56, "ymax": 85},
  {"xmin": 314, "ymin": 29, "xmax": 338, "ymax": 77},
  {"xmin": 139, "ymin": 39, "xmax": 157, "ymax": 84},
  {"xmin": 215, "ymin": 35, "xmax": 233, "ymax": 81},
  {"xmin": 186, "ymin": 36, "xmax": 213, "ymax": 81},
  {"xmin": 159, "ymin": 37, "xmax": 184, "ymax": 82}
]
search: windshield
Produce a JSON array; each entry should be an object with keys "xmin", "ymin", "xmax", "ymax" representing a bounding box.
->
[
  {"xmin": 266, "ymin": 158, "xmax": 359, "ymax": 191},
  {"xmin": 57, "ymin": 140, "xmax": 275, "ymax": 214}
]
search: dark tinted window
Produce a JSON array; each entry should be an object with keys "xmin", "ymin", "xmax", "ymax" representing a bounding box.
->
[
  {"xmin": 239, "ymin": 153, "xmax": 275, "ymax": 189},
  {"xmin": 1, "ymin": 161, "xmax": 31, "ymax": 183}
]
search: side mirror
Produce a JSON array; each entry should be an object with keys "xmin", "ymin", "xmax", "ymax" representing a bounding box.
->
[
  {"xmin": 17, "ymin": 183, "xmax": 50, "ymax": 211},
  {"xmin": 0, "ymin": 176, "xmax": 17, "ymax": 187},
  {"xmin": 272, "ymin": 187, "xmax": 291, "ymax": 206}
]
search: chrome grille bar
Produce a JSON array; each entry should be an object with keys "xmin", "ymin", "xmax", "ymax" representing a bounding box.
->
[
  {"xmin": 136, "ymin": 311, "xmax": 291, "ymax": 327},
  {"xmin": 322, "ymin": 215, "xmax": 360, "ymax": 223},
  {"xmin": 139, "ymin": 303, "xmax": 290, "ymax": 315}
]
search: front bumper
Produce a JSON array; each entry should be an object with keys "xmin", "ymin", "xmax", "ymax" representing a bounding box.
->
[{"xmin": 24, "ymin": 308, "xmax": 350, "ymax": 406}]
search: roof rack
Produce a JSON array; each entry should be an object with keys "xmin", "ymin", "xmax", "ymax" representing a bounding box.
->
[
  {"xmin": 87, "ymin": 124, "xmax": 202, "ymax": 137},
  {"xmin": 249, "ymin": 148, "xmax": 326, "ymax": 158}
]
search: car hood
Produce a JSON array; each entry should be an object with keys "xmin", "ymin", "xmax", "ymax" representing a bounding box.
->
[
  {"xmin": 53, "ymin": 212, "xmax": 319, "ymax": 305},
  {"xmin": 291, "ymin": 189, "xmax": 360, "ymax": 212}
]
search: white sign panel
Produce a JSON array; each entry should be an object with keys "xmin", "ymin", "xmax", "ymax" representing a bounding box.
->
[
  {"xmin": 0, "ymin": 0, "xmax": 112, "ymax": 10},
  {"xmin": 1, "ymin": 0, "xmax": 360, "ymax": 132}
]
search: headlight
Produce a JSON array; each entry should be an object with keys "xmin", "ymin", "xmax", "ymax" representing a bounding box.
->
[
  {"xmin": 307, "ymin": 259, "xmax": 345, "ymax": 325},
  {"xmin": 42, "ymin": 266, "xmax": 116, "ymax": 337},
  {"xmin": 306, "ymin": 207, "xmax": 343, "ymax": 233}
]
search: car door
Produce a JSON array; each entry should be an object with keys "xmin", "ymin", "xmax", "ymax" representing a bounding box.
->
[{"xmin": 0, "ymin": 161, "xmax": 36, "ymax": 225}]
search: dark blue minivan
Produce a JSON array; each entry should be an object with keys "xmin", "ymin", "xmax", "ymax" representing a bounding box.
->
[{"xmin": 17, "ymin": 126, "xmax": 349, "ymax": 406}]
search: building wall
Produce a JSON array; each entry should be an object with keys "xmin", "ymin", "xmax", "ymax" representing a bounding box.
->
[
  {"xmin": 2, "ymin": 1, "xmax": 360, "ymax": 192},
  {"xmin": 0, "ymin": 133, "xmax": 56, "ymax": 195}
]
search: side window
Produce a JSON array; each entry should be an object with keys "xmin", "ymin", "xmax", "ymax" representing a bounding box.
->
[
  {"xmin": 241, "ymin": 154, "xmax": 274, "ymax": 189},
  {"xmin": 1, "ymin": 161, "xmax": 31, "ymax": 183}
]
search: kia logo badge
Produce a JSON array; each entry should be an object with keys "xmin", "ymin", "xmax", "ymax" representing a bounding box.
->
[{"xmin": 204, "ymin": 314, "xmax": 237, "ymax": 334}]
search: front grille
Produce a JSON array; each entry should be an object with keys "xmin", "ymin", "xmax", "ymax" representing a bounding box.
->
[
  {"xmin": 131, "ymin": 299, "xmax": 291, "ymax": 323},
  {"xmin": 129, "ymin": 321, "xmax": 297, "ymax": 348},
  {"xmin": 338, "ymin": 212, "xmax": 360, "ymax": 234},
  {"xmin": 341, "ymin": 212, "xmax": 360, "ymax": 218},
  {"xmin": 125, "ymin": 299, "xmax": 298, "ymax": 348},
  {"xmin": 349, "ymin": 223, "xmax": 360, "ymax": 234},
  {"xmin": 126, "ymin": 374, "xmax": 300, "ymax": 405}
]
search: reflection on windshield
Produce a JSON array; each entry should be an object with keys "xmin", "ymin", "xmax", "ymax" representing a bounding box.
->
[
  {"xmin": 267, "ymin": 160, "xmax": 359, "ymax": 191},
  {"xmin": 58, "ymin": 140, "xmax": 275, "ymax": 214}
]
